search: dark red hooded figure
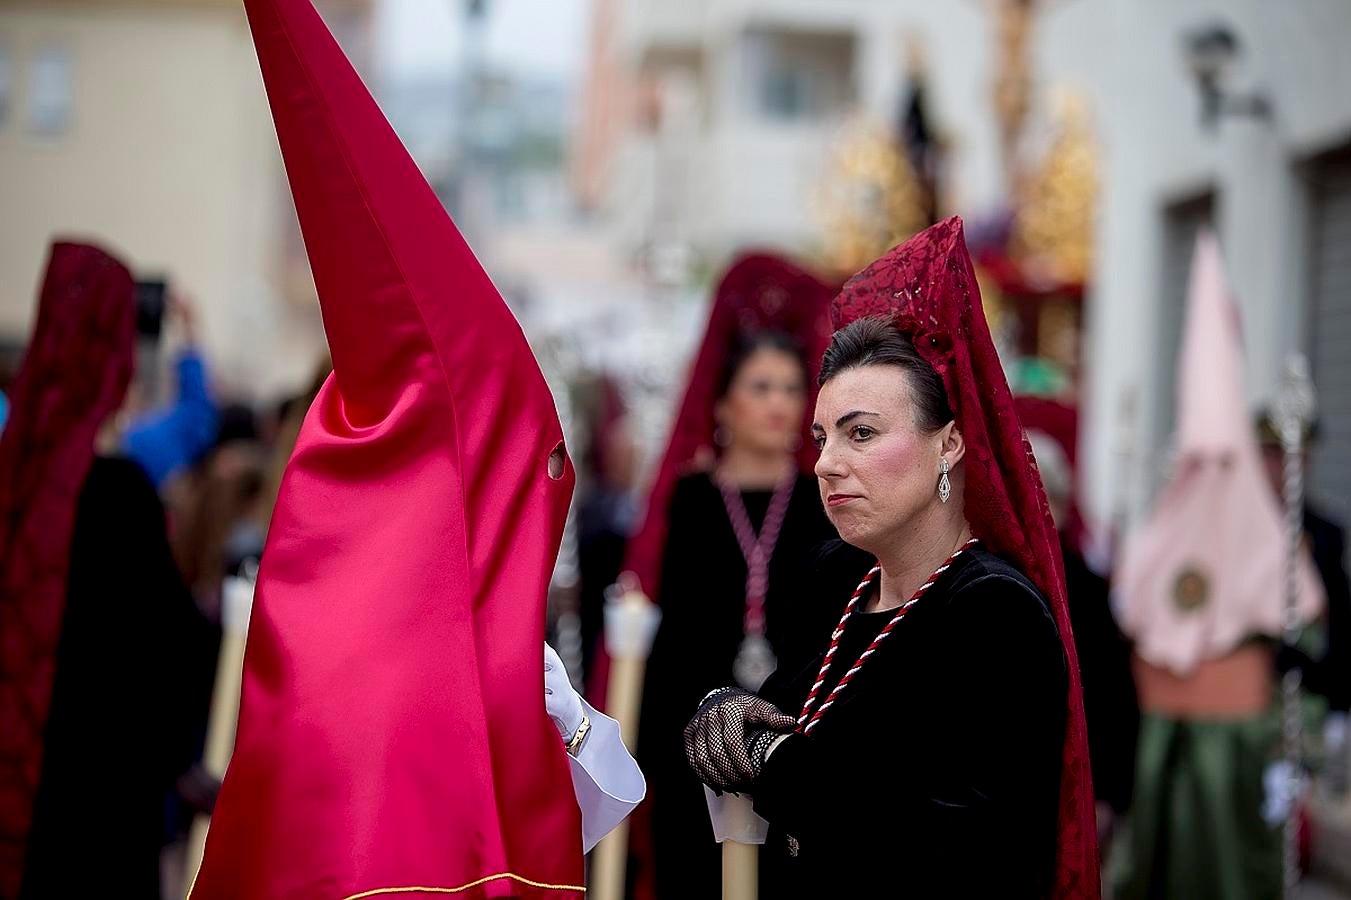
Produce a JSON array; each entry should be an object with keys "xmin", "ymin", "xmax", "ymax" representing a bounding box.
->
[
  {"xmin": 191, "ymin": 0, "xmax": 583, "ymax": 896},
  {"xmin": 620, "ymin": 254, "xmax": 835, "ymax": 623},
  {"xmin": 588, "ymin": 252, "xmax": 836, "ymax": 707},
  {"xmin": 601, "ymin": 253, "xmax": 839, "ymax": 899},
  {"xmin": 831, "ymin": 216, "xmax": 1099, "ymax": 898},
  {"xmin": 0, "ymin": 243, "xmax": 136, "ymax": 897}
]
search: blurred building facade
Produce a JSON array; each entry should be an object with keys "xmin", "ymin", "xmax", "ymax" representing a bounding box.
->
[
  {"xmin": 1054, "ymin": 0, "xmax": 1351, "ymax": 544},
  {"xmin": 584, "ymin": 1, "xmax": 986, "ymax": 264},
  {"xmin": 4, "ymin": 0, "xmax": 1346, "ymax": 537},
  {"xmin": 0, "ymin": 0, "xmax": 373, "ymax": 399},
  {"xmin": 581, "ymin": 0, "xmax": 1351, "ymax": 541}
]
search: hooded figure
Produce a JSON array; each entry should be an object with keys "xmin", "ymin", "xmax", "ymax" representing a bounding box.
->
[
  {"xmin": 683, "ymin": 217, "xmax": 1100, "ymax": 898},
  {"xmin": 1112, "ymin": 233, "xmax": 1324, "ymax": 900},
  {"xmin": 191, "ymin": 0, "xmax": 585, "ymax": 896},
  {"xmin": 1116, "ymin": 232, "xmax": 1323, "ymax": 675},
  {"xmin": 1, "ymin": 242, "xmax": 207, "ymax": 898},
  {"xmin": 603, "ymin": 253, "xmax": 852, "ymax": 898}
]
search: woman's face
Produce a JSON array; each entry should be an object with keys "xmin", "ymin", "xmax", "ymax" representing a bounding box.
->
[
  {"xmin": 716, "ymin": 347, "xmax": 807, "ymax": 457},
  {"xmin": 812, "ymin": 364, "xmax": 957, "ymax": 553}
]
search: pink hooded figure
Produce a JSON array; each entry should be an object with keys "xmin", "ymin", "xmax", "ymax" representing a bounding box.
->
[
  {"xmin": 1112, "ymin": 231, "xmax": 1325, "ymax": 899},
  {"xmin": 1117, "ymin": 231, "xmax": 1323, "ymax": 691}
]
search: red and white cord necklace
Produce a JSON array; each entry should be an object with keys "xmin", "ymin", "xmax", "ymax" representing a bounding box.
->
[{"xmin": 796, "ymin": 537, "xmax": 980, "ymax": 735}]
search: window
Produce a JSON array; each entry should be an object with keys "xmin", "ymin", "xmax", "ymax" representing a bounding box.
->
[
  {"xmin": 1152, "ymin": 190, "xmax": 1215, "ymax": 491},
  {"xmin": 1304, "ymin": 147, "xmax": 1351, "ymax": 522},
  {"xmin": 0, "ymin": 45, "xmax": 11, "ymax": 129},
  {"xmin": 741, "ymin": 27, "xmax": 855, "ymax": 123},
  {"xmin": 28, "ymin": 44, "xmax": 73, "ymax": 135},
  {"xmin": 760, "ymin": 68, "xmax": 811, "ymax": 119}
]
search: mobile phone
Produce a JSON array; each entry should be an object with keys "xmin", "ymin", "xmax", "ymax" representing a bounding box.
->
[{"xmin": 135, "ymin": 278, "xmax": 167, "ymax": 340}]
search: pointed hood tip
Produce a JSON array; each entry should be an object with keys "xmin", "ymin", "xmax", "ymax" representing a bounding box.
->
[
  {"xmin": 196, "ymin": 2, "xmax": 584, "ymax": 894},
  {"xmin": 1175, "ymin": 230, "xmax": 1251, "ymax": 457},
  {"xmin": 244, "ymin": 0, "xmax": 543, "ymax": 422}
]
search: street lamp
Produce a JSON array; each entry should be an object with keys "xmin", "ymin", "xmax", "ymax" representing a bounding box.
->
[{"xmin": 1183, "ymin": 21, "xmax": 1271, "ymax": 131}]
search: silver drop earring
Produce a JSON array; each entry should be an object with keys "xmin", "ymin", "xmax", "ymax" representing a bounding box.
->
[{"xmin": 938, "ymin": 458, "xmax": 951, "ymax": 504}]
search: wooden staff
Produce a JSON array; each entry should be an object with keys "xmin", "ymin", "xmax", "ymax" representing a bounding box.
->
[
  {"xmin": 722, "ymin": 841, "xmax": 757, "ymax": 900},
  {"xmin": 591, "ymin": 579, "xmax": 661, "ymax": 900},
  {"xmin": 184, "ymin": 568, "xmax": 257, "ymax": 887},
  {"xmin": 711, "ymin": 791, "xmax": 764, "ymax": 900}
]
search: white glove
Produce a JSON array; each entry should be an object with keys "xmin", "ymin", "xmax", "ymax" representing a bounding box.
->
[{"xmin": 544, "ymin": 643, "xmax": 584, "ymax": 744}]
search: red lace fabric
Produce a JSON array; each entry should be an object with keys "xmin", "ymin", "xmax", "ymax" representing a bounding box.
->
[
  {"xmin": 832, "ymin": 217, "xmax": 1100, "ymax": 899},
  {"xmin": 0, "ymin": 243, "xmax": 136, "ymax": 895}
]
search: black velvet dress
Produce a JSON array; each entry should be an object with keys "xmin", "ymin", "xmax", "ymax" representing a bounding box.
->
[
  {"xmin": 1302, "ymin": 506, "xmax": 1350, "ymax": 713},
  {"xmin": 1061, "ymin": 536, "xmax": 1139, "ymax": 816},
  {"xmin": 754, "ymin": 546, "xmax": 1068, "ymax": 899},
  {"xmin": 637, "ymin": 472, "xmax": 865, "ymax": 899}
]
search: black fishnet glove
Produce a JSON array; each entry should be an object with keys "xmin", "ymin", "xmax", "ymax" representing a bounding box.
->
[{"xmin": 683, "ymin": 687, "xmax": 796, "ymax": 793}]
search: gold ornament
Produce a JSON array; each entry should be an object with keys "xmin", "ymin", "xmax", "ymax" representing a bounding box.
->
[
  {"xmin": 991, "ymin": 0, "xmax": 1036, "ymax": 194},
  {"xmin": 1172, "ymin": 565, "xmax": 1211, "ymax": 613},
  {"xmin": 1012, "ymin": 87, "xmax": 1098, "ymax": 285},
  {"xmin": 813, "ymin": 118, "xmax": 928, "ymax": 277}
]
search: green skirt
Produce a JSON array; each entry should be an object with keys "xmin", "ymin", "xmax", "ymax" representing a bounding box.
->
[{"xmin": 1112, "ymin": 713, "xmax": 1281, "ymax": 900}]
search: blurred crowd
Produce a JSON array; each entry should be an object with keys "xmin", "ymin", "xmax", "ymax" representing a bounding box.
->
[
  {"xmin": 0, "ymin": 233, "xmax": 1346, "ymax": 900},
  {"xmin": 0, "ymin": 249, "xmax": 331, "ymax": 898}
]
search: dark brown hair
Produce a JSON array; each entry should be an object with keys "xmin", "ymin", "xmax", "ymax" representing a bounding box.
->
[
  {"xmin": 819, "ymin": 315, "xmax": 953, "ymax": 433},
  {"xmin": 718, "ymin": 329, "xmax": 805, "ymax": 399}
]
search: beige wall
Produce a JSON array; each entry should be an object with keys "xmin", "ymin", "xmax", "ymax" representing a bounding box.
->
[{"xmin": 0, "ymin": 0, "xmax": 328, "ymax": 398}]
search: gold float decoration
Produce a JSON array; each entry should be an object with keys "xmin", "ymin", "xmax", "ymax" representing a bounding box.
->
[
  {"xmin": 991, "ymin": 0, "xmax": 1036, "ymax": 195},
  {"xmin": 1011, "ymin": 87, "xmax": 1098, "ymax": 286},
  {"xmin": 813, "ymin": 117, "xmax": 928, "ymax": 277}
]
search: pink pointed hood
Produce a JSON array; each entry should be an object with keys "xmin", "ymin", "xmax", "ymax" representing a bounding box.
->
[{"xmin": 1116, "ymin": 232, "xmax": 1323, "ymax": 675}]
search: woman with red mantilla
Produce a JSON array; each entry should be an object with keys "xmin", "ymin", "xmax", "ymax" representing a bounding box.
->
[
  {"xmin": 612, "ymin": 254, "xmax": 871, "ymax": 899},
  {"xmin": 684, "ymin": 218, "xmax": 1099, "ymax": 898}
]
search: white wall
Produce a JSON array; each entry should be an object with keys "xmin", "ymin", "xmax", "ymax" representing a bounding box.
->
[
  {"xmin": 0, "ymin": 2, "xmax": 325, "ymax": 399},
  {"xmin": 620, "ymin": 0, "xmax": 1351, "ymax": 536},
  {"xmin": 615, "ymin": 0, "xmax": 1001, "ymax": 259},
  {"xmin": 1044, "ymin": 0, "xmax": 1351, "ymax": 534}
]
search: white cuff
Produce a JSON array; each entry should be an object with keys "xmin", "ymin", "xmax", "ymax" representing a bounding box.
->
[{"xmin": 568, "ymin": 698, "xmax": 645, "ymax": 852}]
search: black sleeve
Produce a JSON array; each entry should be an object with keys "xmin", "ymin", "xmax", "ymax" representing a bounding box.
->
[
  {"xmin": 652, "ymin": 479, "xmax": 700, "ymax": 610},
  {"xmin": 752, "ymin": 574, "xmax": 1067, "ymax": 846},
  {"xmin": 646, "ymin": 479, "xmax": 705, "ymax": 671},
  {"xmin": 1068, "ymin": 563, "xmax": 1140, "ymax": 813},
  {"xmin": 637, "ymin": 477, "xmax": 716, "ymax": 759},
  {"xmin": 67, "ymin": 458, "xmax": 214, "ymax": 782},
  {"xmin": 1310, "ymin": 520, "xmax": 1351, "ymax": 711}
]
